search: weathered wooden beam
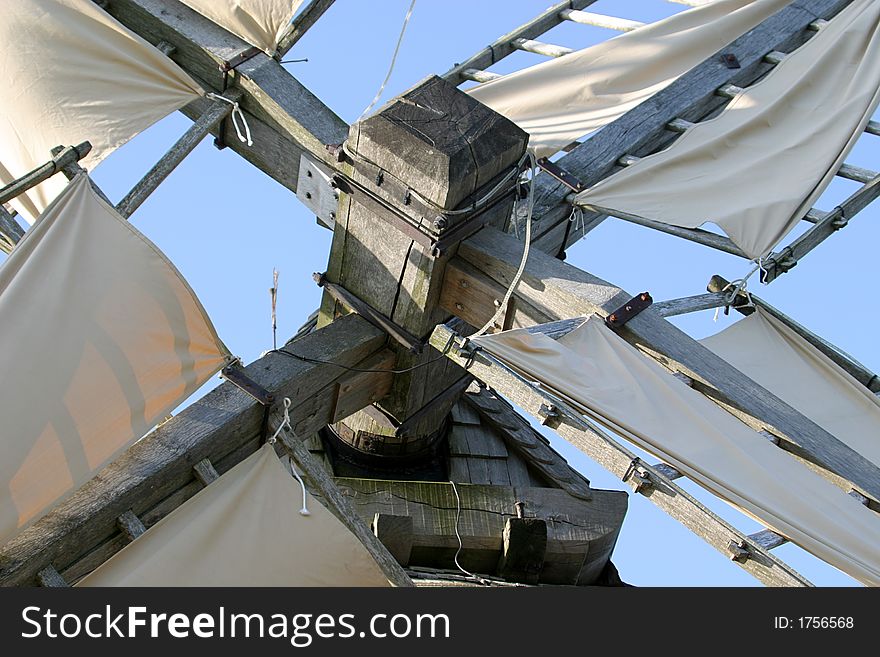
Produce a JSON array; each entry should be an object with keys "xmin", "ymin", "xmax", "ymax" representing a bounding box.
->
[
  {"xmin": 512, "ymin": 38, "xmax": 572, "ymax": 58},
  {"xmin": 707, "ymin": 275, "xmax": 880, "ymax": 394},
  {"xmin": 0, "ymin": 206, "xmax": 25, "ymax": 255},
  {"xmin": 192, "ymin": 458, "xmax": 221, "ymax": 486},
  {"xmin": 526, "ymin": 0, "xmax": 853, "ymax": 256},
  {"xmin": 35, "ymin": 565, "xmax": 68, "ymax": 588},
  {"xmin": 430, "ymin": 323, "xmax": 811, "ymax": 587},
  {"xmin": 497, "ymin": 517, "xmax": 547, "ymax": 584},
  {"xmin": 371, "ymin": 513, "xmax": 414, "ymax": 566},
  {"xmin": 333, "ymin": 478, "xmax": 626, "ymax": 585},
  {"xmin": 275, "ymin": 0, "xmax": 337, "ymax": 59},
  {"xmin": 0, "ymin": 314, "xmax": 390, "ymax": 586},
  {"xmin": 654, "ymin": 292, "xmax": 730, "ymax": 318},
  {"xmin": 0, "ymin": 142, "xmax": 91, "ymax": 207},
  {"xmin": 761, "ymin": 174, "xmax": 880, "ymax": 282},
  {"xmin": 449, "ymin": 227, "xmax": 880, "ymax": 504},
  {"xmin": 103, "ymin": 0, "xmax": 348, "ymax": 193},
  {"xmin": 275, "ymin": 436, "xmax": 413, "ymax": 587},
  {"xmin": 115, "ymin": 510, "xmax": 146, "ymax": 542},
  {"xmin": 442, "ymin": 0, "xmax": 599, "ymax": 85},
  {"xmin": 115, "ymin": 91, "xmax": 239, "ymax": 218},
  {"xmin": 560, "ymin": 9, "xmax": 644, "ymax": 32}
]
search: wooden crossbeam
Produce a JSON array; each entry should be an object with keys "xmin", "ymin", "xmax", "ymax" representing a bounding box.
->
[
  {"xmin": 442, "ymin": 0, "xmax": 599, "ymax": 85},
  {"xmin": 526, "ymin": 0, "xmax": 853, "ymax": 257},
  {"xmin": 0, "ymin": 314, "xmax": 393, "ymax": 586},
  {"xmin": 429, "ymin": 323, "xmax": 811, "ymax": 587},
  {"xmin": 560, "ymin": 9, "xmax": 644, "ymax": 32},
  {"xmin": 103, "ymin": 0, "xmax": 347, "ymax": 195},
  {"xmin": 441, "ymin": 226, "xmax": 880, "ymax": 505},
  {"xmin": 0, "ymin": 206, "xmax": 25, "ymax": 255},
  {"xmin": 0, "ymin": 142, "xmax": 92, "ymax": 207},
  {"xmin": 512, "ymin": 38, "xmax": 572, "ymax": 58}
]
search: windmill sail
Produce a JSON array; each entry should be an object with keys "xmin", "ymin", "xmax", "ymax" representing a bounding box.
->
[
  {"xmin": 179, "ymin": 0, "xmax": 305, "ymax": 55},
  {"xmin": 574, "ymin": 0, "xmax": 880, "ymax": 259},
  {"xmin": 468, "ymin": 0, "xmax": 791, "ymax": 158},
  {"xmin": 0, "ymin": 174, "xmax": 230, "ymax": 547},
  {"xmin": 0, "ymin": 0, "xmax": 203, "ymax": 223},
  {"xmin": 473, "ymin": 318, "xmax": 880, "ymax": 586}
]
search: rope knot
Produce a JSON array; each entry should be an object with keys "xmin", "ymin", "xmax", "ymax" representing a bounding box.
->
[{"xmin": 206, "ymin": 92, "xmax": 253, "ymax": 146}]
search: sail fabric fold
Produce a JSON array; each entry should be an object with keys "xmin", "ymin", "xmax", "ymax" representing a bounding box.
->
[
  {"xmin": 180, "ymin": 0, "xmax": 305, "ymax": 55},
  {"xmin": 0, "ymin": 0, "xmax": 204, "ymax": 223},
  {"xmin": 575, "ymin": 0, "xmax": 880, "ymax": 259},
  {"xmin": 78, "ymin": 444, "xmax": 392, "ymax": 586},
  {"xmin": 700, "ymin": 308, "xmax": 880, "ymax": 469},
  {"xmin": 0, "ymin": 175, "xmax": 230, "ymax": 547},
  {"xmin": 467, "ymin": 0, "xmax": 791, "ymax": 159},
  {"xmin": 473, "ymin": 318, "xmax": 880, "ymax": 585}
]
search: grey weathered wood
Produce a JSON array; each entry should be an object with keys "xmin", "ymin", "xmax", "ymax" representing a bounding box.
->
[
  {"xmin": 104, "ymin": 0, "xmax": 348, "ymax": 194},
  {"xmin": 431, "ymin": 323, "xmax": 811, "ymax": 587},
  {"xmin": 372, "ymin": 513, "xmax": 414, "ymax": 566},
  {"xmin": 334, "ymin": 478, "xmax": 625, "ymax": 585},
  {"xmin": 442, "ymin": 0, "xmax": 599, "ymax": 85},
  {"xmin": 527, "ymin": 0, "xmax": 853, "ymax": 256},
  {"xmin": 0, "ymin": 314, "xmax": 389, "ymax": 586},
  {"xmin": 116, "ymin": 510, "xmax": 146, "ymax": 542},
  {"xmin": 192, "ymin": 458, "xmax": 220, "ymax": 486},
  {"xmin": 463, "ymin": 385, "xmax": 594, "ymax": 501},
  {"xmin": 274, "ymin": 433, "xmax": 414, "ymax": 587},
  {"xmin": 654, "ymin": 292, "xmax": 731, "ymax": 318},
  {"xmin": 749, "ymin": 528, "xmax": 788, "ymax": 551},
  {"xmin": 454, "ymin": 227, "xmax": 880, "ymax": 504},
  {"xmin": 0, "ymin": 206, "xmax": 25, "ymax": 255},
  {"xmin": 275, "ymin": 0, "xmax": 337, "ymax": 59},
  {"xmin": 461, "ymin": 68, "xmax": 502, "ymax": 83},
  {"xmin": 36, "ymin": 565, "xmax": 68, "ymax": 588},
  {"xmin": 512, "ymin": 38, "xmax": 572, "ymax": 58},
  {"xmin": 0, "ymin": 142, "xmax": 92, "ymax": 207},
  {"xmin": 560, "ymin": 9, "xmax": 644, "ymax": 32},
  {"xmin": 762, "ymin": 173, "xmax": 880, "ymax": 282},
  {"xmin": 708, "ymin": 275, "xmax": 880, "ymax": 394},
  {"xmin": 496, "ymin": 517, "xmax": 547, "ymax": 584},
  {"xmin": 115, "ymin": 91, "xmax": 239, "ymax": 218}
]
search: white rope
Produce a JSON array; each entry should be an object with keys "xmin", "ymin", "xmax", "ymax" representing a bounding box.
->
[
  {"xmin": 713, "ymin": 261, "xmax": 759, "ymax": 322},
  {"xmin": 472, "ymin": 152, "xmax": 537, "ymax": 337},
  {"xmin": 268, "ymin": 397, "xmax": 310, "ymax": 516},
  {"xmin": 357, "ymin": 0, "xmax": 417, "ymax": 121},
  {"xmin": 449, "ymin": 479, "xmax": 491, "ymax": 585},
  {"xmin": 206, "ymin": 92, "xmax": 253, "ymax": 146}
]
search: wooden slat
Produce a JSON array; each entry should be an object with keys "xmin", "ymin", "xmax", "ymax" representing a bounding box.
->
[
  {"xmin": 560, "ymin": 9, "xmax": 644, "ymax": 32},
  {"xmin": 275, "ymin": 0, "xmax": 338, "ymax": 58},
  {"xmin": 0, "ymin": 314, "xmax": 390, "ymax": 586},
  {"xmin": 512, "ymin": 38, "xmax": 572, "ymax": 58},
  {"xmin": 0, "ymin": 143, "xmax": 91, "ymax": 207},
  {"xmin": 36, "ymin": 565, "xmax": 68, "ymax": 588},
  {"xmin": 442, "ymin": 0, "xmax": 599, "ymax": 85},
  {"xmin": 527, "ymin": 0, "xmax": 853, "ymax": 256},
  {"xmin": 451, "ymin": 227, "xmax": 880, "ymax": 504},
  {"xmin": 431, "ymin": 324, "xmax": 811, "ymax": 587},
  {"xmin": 192, "ymin": 458, "xmax": 221, "ymax": 486},
  {"xmin": 461, "ymin": 68, "xmax": 502, "ymax": 83},
  {"xmin": 115, "ymin": 92, "xmax": 238, "ymax": 218},
  {"xmin": 116, "ymin": 510, "xmax": 146, "ymax": 542}
]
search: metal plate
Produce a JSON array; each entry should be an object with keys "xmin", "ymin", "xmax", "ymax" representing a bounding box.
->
[{"xmin": 296, "ymin": 154, "xmax": 338, "ymax": 229}]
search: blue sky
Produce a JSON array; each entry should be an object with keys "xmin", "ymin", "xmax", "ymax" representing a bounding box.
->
[{"xmin": 5, "ymin": 0, "xmax": 877, "ymax": 586}]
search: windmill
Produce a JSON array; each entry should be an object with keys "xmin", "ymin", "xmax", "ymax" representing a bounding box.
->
[{"xmin": 0, "ymin": 0, "xmax": 878, "ymax": 588}]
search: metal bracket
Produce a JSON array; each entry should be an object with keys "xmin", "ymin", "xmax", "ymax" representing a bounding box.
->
[
  {"xmin": 221, "ymin": 362, "xmax": 274, "ymax": 406},
  {"xmin": 605, "ymin": 292, "xmax": 653, "ymax": 329},
  {"xmin": 726, "ymin": 539, "xmax": 751, "ymax": 562},
  {"xmin": 537, "ymin": 403, "xmax": 561, "ymax": 428},
  {"xmin": 314, "ymin": 272, "xmax": 424, "ymax": 354},
  {"xmin": 296, "ymin": 154, "xmax": 338, "ymax": 229},
  {"xmin": 536, "ymin": 157, "xmax": 584, "ymax": 193}
]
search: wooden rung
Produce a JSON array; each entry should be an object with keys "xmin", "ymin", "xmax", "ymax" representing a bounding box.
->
[
  {"xmin": 0, "ymin": 142, "xmax": 92, "ymax": 207},
  {"xmin": 716, "ymin": 83, "xmax": 743, "ymax": 99},
  {"xmin": 666, "ymin": 118, "xmax": 693, "ymax": 133},
  {"xmin": 617, "ymin": 153, "xmax": 641, "ymax": 167},
  {"xmin": 651, "ymin": 462, "xmax": 683, "ymax": 480},
  {"xmin": 193, "ymin": 458, "xmax": 221, "ymax": 486},
  {"xmin": 748, "ymin": 528, "xmax": 788, "ymax": 551},
  {"xmin": 559, "ymin": 9, "xmax": 644, "ymax": 32},
  {"xmin": 808, "ymin": 19, "xmax": 828, "ymax": 31},
  {"xmin": 36, "ymin": 565, "xmax": 68, "ymax": 587},
  {"xmin": 512, "ymin": 38, "xmax": 573, "ymax": 58},
  {"xmin": 837, "ymin": 163, "xmax": 878, "ymax": 185},
  {"xmin": 461, "ymin": 68, "xmax": 502, "ymax": 83},
  {"xmin": 866, "ymin": 120, "xmax": 880, "ymax": 136},
  {"xmin": 763, "ymin": 50, "xmax": 787, "ymax": 65},
  {"xmin": 116, "ymin": 510, "xmax": 146, "ymax": 541}
]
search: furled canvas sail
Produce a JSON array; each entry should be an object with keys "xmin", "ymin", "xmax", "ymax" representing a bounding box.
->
[
  {"xmin": 0, "ymin": 175, "xmax": 230, "ymax": 547},
  {"xmin": 78, "ymin": 444, "xmax": 391, "ymax": 586},
  {"xmin": 180, "ymin": 0, "xmax": 305, "ymax": 55},
  {"xmin": 0, "ymin": 0, "xmax": 204, "ymax": 223},
  {"xmin": 467, "ymin": 0, "xmax": 791, "ymax": 159},
  {"xmin": 472, "ymin": 318, "xmax": 880, "ymax": 586},
  {"xmin": 700, "ymin": 308, "xmax": 880, "ymax": 469},
  {"xmin": 574, "ymin": 0, "xmax": 880, "ymax": 259}
]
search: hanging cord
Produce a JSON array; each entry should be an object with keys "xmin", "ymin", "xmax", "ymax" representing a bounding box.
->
[
  {"xmin": 270, "ymin": 268, "xmax": 279, "ymax": 351},
  {"xmin": 358, "ymin": 0, "xmax": 417, "ymax": 121},
  {"xmin": 472, "ymin": 152, "xmax": 537, "ymax": 337},
  {"xmin": 206, "ymin": 92, "xmax": 253, "ymax": 146},
  {"xmin": 267, "ymin": 397, "xmax": 310, "ymax": 516},
  {"xmin": 449, "ymin": 479, "xmax": 492, "ymax": 585}
]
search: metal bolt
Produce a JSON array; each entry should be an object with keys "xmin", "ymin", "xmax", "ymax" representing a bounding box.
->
[{"xmin": 433, "ymin": 216, "xmax": 448, "ymax": 231}]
